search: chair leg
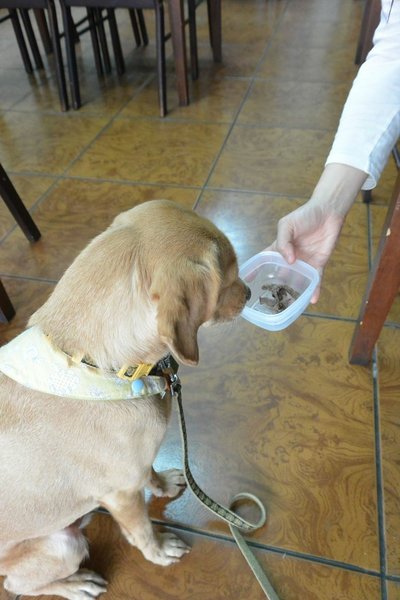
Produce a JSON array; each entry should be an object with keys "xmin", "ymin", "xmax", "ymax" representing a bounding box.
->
[
  {"xmin": 33, "ymin": 8, "xmax": 53, "ymax": 55},
  {"xmin": 47, "ymin": 0, "xmax": 69, "ymax": 112},
  {"xmin": 167, "ymin": 0, "xmax": 189, "ymax": 107},
  {"xmin": 20, "ymin": 9, "xmax": 44, "ymax": 70},
  {"xmin": 0, "ymin": 164, "xmax": 41, "ymax": 243},
  {"xmin": 61, "ymin": 4, "xmax": 81, "ymax": 109},
  {"xmin": 187, "ymin": 0, "xmax": 199, "ymax": 81},
  {"xmin": 207, "ymin": 0, "xmax": 221, "ymax": 62},
  {"xmin": 129, "ymin": 9, "xmax": 141, "ymax": 47},
  {"xmin": 155, "ymin": 4, "xmax": 167, "ymax": 117},
  {"xmin": 9, "ymin": 9, "xmax": 33, "ymax": 74},
  {"xmin": 95, "ymin": 8, "xmax": 112, "ymax": 74},
  {"xmin": 137, "ymin": 9, "xmax": 148, "ymax": 46},
  {"xmin": 0, "ymin": 280, "xmax": 15, "ymax": 324},
  {"xmin": 107, "ymin": 9, "xmax": 125, "ymax": 75},
  {"xmin": 349, "ymin": 173, "xmax": 400, "ymax": 365},
  {"xmin": 354, "ymin": 0, "xmax": 380, "ymax": 66},
  {"xmin": 87, "ymin": 8, "xmax": 104, "ymax": 76}
]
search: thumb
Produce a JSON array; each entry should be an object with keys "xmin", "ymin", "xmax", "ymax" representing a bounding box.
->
[{"xmin": 276, "ymin": 218, "xmax": 296, "ymax": 264}]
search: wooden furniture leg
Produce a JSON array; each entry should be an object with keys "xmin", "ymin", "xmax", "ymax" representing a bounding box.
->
[
  {"xmin": 349, "ymin": 172, "xmax": 400, "ymax": 365},
  {"xmin": 0, "ymin": 280, "xmax": 15, "ymax": 324},
  {"xmin": 0, "ymin": 164, "xmax": 41, "ymax": 242},
  {"xmin": 354, "ymin": 0, "xmax": 381, "ymax": 65},
  {"xmin": 33, "ymin": 7, "xmax": 53, "ymax": 54},
  {"xmin": 167, "ymin": 0, "xmax": 189, "ymax": 107}
]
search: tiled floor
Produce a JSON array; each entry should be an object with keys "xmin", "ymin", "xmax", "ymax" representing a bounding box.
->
[{"xmin": 1, "ymin": 1, "xmax": 400, "ymax": 599}]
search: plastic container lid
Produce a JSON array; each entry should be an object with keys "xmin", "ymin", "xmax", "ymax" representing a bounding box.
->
[{"xmin": 239, "ymin": 251, "xmax": 320, "ymax": 331}]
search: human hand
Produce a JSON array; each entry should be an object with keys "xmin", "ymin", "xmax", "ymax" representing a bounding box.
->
[{"xmin": 267, "ymin": 200, "xmax": 345, "ymax": 303}]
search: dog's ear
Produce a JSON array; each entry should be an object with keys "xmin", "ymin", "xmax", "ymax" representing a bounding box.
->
[{"xmin": 150, "ymin": 257, "xmax": 220, "ymax": 366}]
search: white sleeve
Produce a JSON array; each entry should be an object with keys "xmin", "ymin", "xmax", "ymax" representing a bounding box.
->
[{"xmin": 326, "ymin": 0, "xmax": 400, "ymax": 190}]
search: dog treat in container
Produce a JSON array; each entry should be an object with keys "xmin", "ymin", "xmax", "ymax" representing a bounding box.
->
[{"xmin": 239, "ymin": 251, "xmax": 320, "ymax": 331}]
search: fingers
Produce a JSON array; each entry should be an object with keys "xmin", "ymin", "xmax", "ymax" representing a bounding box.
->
[{"xmin": 276, "ymin": 216, "xmax": 296, "ymax": 264}]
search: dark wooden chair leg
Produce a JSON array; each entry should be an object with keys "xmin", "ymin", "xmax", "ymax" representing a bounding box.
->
[
  {"xmin": 168, "ymin": 0, "xmax": 189, "ymax": 107},
  {"xmin": 87, "ymin": 8, "xmax": 104, "ymax": 76},
  {"xmin": 349, "ymin": 173, "xmax": 400, "ymax": 365},
  {"xmin": 0, "ymin": 164, "xmax": 41, "ymax": 243},
  {"xmin": 187, "ymin": 0, "xmax": 199, "ymax": 81},
  {"xmin": 0, "ymin": 280, "xmax": 15, "ymax": 324},
  {"xmin": 207, "ymin": 0, "xmax": 221, "ymax": 62},
  {"xmin": 354, "ymin": 0, "xmax": 380, "ymax": 65},
  {"xmin": 47, "ymin": 0, "xmax": 69, "ymax": 112},
  {"xmin": 129, "ymin": 9, "xmax": 141, "ymax": 46},
  {"xmin": 107, "ymin": 8, "xmax": 125, "ymax": 75},
  {"xmin": 9, "ymin": 9, "xmax": 33, "ymax": 74},
  {"xmin": 33, "ymin": 8, "xmax": 53, "ymax": 54},
  {"xmin": 155, "ymin": 3, "xmax": 166, "ymax": 117},
  {"xmin": 61, "ymin": 4, "xmax": 81, "ymax": 109},
  {"xmin": 20, "ymin": 8, "xmax": 45, "ymax": 70},
  {"xmin": 95, "ymin": 8, "xmax": 112, "ymax": 74},
  {"xmin": 137, "ymin": 9, "xmax": 148, "ymax": 45}
]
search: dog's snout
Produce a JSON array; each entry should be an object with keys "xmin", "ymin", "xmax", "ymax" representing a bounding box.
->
[{"xmin": 245, "ymin": 285, "xmax": 251, "ymax": 301}]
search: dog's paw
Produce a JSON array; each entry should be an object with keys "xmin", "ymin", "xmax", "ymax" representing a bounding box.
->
[
  {"xmin": 149, "ymin": 469, "xmax": 187, "ymax": 499},
  {"xmin": 58, "ymin": 569, "xmax": 107, "ymax": 599},
  {"xmin": 145, "ymin": 532, "xmax": 191, "ymax": 566}
]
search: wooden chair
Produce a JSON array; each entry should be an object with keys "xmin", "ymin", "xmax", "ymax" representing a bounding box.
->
[
  {"xmin": 187, "ymin": 0, "xmax": 221, "ymax": 81},
  {"xmin": 0, "ymin": 1, "xmax": 69, "ymax": 111},
  {"xmin": 354, "ymin": 0, "xmax": 381, "ymax": 66},
  {"xmin": 0, "ymin": 164, "xmax": 41, "ymax": 323},
  {"xmin": 349, "ymin": 171, "xmax": 400, "ymax": 365}
]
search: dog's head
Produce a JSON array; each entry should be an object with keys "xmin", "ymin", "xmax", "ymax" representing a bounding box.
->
[
  {"xmin": 111, "ymin": 200, "xmax": 251, "ymax": 366},
  {"xmin": 30, "ymin": 200, "xmax": 250, "ymax": 369}
]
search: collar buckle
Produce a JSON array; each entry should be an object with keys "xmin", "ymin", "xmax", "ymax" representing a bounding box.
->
[{"xmin": 117, "ymin": 363, "xmax": 153, "ymax": 381}]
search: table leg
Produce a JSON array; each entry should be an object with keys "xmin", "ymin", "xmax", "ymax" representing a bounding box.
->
[{"xmin": 167, "ymin": 0, "xmax": 189, "ymax": 106}]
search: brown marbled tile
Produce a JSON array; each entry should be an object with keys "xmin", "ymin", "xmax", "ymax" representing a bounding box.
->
[
  {"xmin": 0, "ymin": 174, "xmax": 54, "ymax": 240},
  {"xmin": 389, "ymin": 581, "xmax": 400, "ymax": 599},
  {"xmin": 68, "ymin": 119, "xmax": 229, "ymax": 186},
  {"xmin": 0, "ymin": 112, "xmax": 108, "ymax": 175},
  {"xmin": 256, "ymin": 42, "xmax": 358, "ymax": 84},
  {"xmin": 209, "ymin": 126, "xmax": 334, "ymax": 197},
  {"xmin": 197, "ymin": 190, "xmax": 369, "ymax": 319},
  {"xmin": 149, "ymin": 315, "xmax": 378, "ymax": 569},
  {"xmin": 120, "ymin": 76, "xmax": 250, "ymax": 122},
  {"xmin": 0, "ymin": 277, "xmax": 54, "ymax": 345},
  {"xmin": 377, "ymin": 328, "xmax": 400, "ymax": 576},
  {"xmin": 12, "ymin": 67, "xmax": 150, "ymax": 117},
  {"xmin": 16, "ymin": 513, "xmax": 381, "ymax": 600},
  {"xmin": 238, "ymin": 79, "xmax": 350, "ymax": 130},
  {"xmin": 0, "ymin": 179, "xmax": 199, "ymax": 281}
]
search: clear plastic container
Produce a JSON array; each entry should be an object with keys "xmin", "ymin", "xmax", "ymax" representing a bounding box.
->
[{"xmin": 239, "ymin": 251, "xmax": 320, "ymax": 331}]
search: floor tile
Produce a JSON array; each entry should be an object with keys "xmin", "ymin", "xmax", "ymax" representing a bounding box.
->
[
  {"xmin": 0, "ymin": 277, "xmax": 54, "ymax": 345},
  {"xmin": 150, "ymin": 315, "xmax": 378, "ymax": 569},
  {"xmin": 0, "ymin": 174, "xmax": 54, "ymax": 240},
  {"xmin": 197, "ymin": 190, "xmax": 369, "ymax": 319},
  {"xmin": 0, "ymin": 179, "xmax": 198, "ymax": 281},
  {"xmin": 20, "ymin": 513, "xmax": 381, "ymax": 600},
  {"xmin": 378, "ymin": 328, "xmax": 400, "ymax": 576},
  {"xmin": 0, "ymin": 68, "xmax": 40, "ymax": 110},
  {"xmin": 0, "ymin": 112, "xmax": 108, "ymax": 175},
  {"xmin": 120, "ymin": 75, "xmax": 250, "ymax": 123},
  {"xmin": 256, "ymin": 43, "xmax": 358, "ymax": 84},
  {"xmin": 389, "ymin": 581, "xmax": 400, "ymax": 599},
  {"xmin": 238, "ymin": 79, "xmax": 350, "ymax": 130},
  {"xmin": 209, "ymin": 126, "xmax": 334, "ymax": 196},
  {"xmin": 68, "ymin": 119, "xmax": 229, "ymax": 186}
]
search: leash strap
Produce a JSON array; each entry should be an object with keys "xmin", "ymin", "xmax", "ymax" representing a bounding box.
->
[{"xmin": 171, "ymin": 376, "xmax": 280, "ymax": 600}]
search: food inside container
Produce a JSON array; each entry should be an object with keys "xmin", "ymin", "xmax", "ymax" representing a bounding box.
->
[{"xmin": 239, "ymin": 251, "xmax": 320, "ymax": 331}]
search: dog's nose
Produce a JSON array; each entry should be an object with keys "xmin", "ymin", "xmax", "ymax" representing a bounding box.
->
[{"xmin": 245, "ymin": 285, "xmax": 251, "ymax": 301}]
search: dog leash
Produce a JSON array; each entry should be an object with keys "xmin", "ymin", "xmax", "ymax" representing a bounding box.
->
[{"xmin": 165, "ymin": 365, "xmax": 280, "ymax": 600}]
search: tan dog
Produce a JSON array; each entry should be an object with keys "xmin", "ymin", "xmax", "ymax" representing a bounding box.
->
[{"xmin": 0, "ymin": 200, "xmax": 250, "ymax": 599}]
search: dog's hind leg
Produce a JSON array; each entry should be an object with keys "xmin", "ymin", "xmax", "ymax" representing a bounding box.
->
[
  {"xmin": 147, "ymin": 467, "xmax": 186, "ymax": 498},
  {"xmin": 3, "ymin": 526, "xmax": 107, "ymax": 600}
]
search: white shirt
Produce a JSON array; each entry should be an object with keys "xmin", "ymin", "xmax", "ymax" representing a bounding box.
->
[{"xmin": 326, "ymin": 0, "xmax": 400, "ymax": 190}]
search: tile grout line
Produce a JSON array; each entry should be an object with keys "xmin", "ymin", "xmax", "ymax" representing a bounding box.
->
[
  {"xmin": 367, "ymin": 202, "xmax": 388, "ymax": 600},
  {"xmin": 193, "ymin": 0, "xmax": 291, "ymax": 211}
]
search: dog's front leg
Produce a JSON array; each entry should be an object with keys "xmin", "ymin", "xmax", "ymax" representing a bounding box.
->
[{"xmin": 99, "ymin": 489, "xmax": 190, "ymax": 566}]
